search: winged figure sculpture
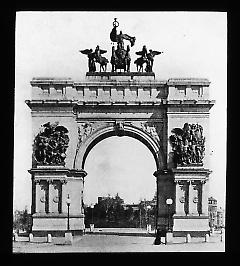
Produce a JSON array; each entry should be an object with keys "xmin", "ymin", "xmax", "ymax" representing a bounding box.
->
[
  {"xmin": 134, "ymin": 45, "xmax": 163, "ymax": 72},
  {"xmin": 79, "ymin": 45, "xmax": 109, "ymax": 72}
]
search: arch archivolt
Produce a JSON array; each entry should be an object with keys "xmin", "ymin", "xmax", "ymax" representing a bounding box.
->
[{"xmin": 73, "ymin": 120, "xmax": 164, "ymax": 171}]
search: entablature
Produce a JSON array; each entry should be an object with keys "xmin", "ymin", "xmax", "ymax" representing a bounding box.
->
[
  {"xmin": 172, "ymin": 166, "xmax": 212, "ymax": 182},
  {"xmin": 28, "ymin": 77, "xmax": 213, "ymax": 108}
]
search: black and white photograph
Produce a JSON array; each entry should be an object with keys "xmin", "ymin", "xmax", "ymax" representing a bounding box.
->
[{"xmin": 13, "ymin": 11, "xmax": 226, "ymax": 252}]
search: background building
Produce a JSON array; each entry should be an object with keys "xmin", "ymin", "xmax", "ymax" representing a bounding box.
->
[
  {"xmin": 208, "ymin": 196, "xmax": 225, "ymax": 229},
  {"xmin": 208, "ymin": 196, "xmax": 218, "ymax": 228},
  {"xmin": 217, "ymin": 207, "xmax": 225, "ymax": 228}
]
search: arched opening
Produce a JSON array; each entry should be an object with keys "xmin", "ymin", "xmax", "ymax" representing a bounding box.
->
[
  {"xmin": 74, "ymin": 124, "xmax": 163, "ymax": 171},
  {"xmin": 83, "ymin": 136, "xmax": 157, "ymax": 230}
]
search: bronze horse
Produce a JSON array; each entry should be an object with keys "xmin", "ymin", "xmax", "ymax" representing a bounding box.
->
[
  {"xmin": 80, "ymin": 47, "xmax": 109, "ymax": 72},
  {"xmin": 134, "ymin": 57, "xmax": 149, "ymax": 72},
  {"xmin": 95, "ymin": 55, "xmax": 109, "ymax": 72},
  {"xmin": 134, "ymin": 47, "xmax": 163, "ymax": 72}
]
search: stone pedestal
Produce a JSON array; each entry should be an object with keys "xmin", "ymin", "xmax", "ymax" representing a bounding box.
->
[
  {"xmin": 90, "ymin": 224, "xmax": 94, "ymax": 232},
  {"xmin": 29, "ymin": 166, "xmax": 87, "ymax": 236},
  {"xmin": 147, "ymin": 224, "xmax": 151, "ymax": 232},
  {"xmin": 172, "ymin": 167, "xmax": 211, "ymax": 237},
  {"xmin": 205, "ymin": 233, "xmax": 210, "ymax": 242},
  {"xmin": 47, "ymin": 234, "xmax": 52, "ymax": 243},
  {"xmin": 13, "ymin": 233, "xmax": 18, "ymax": 242},
  {"xmin": 186, "ymin": 233, "xmax": 191, "ymax": 243},
  {"xmin": 29, "ymin": 233, "xmax": 33, "ymax": 242},
  {"xmin": 65, "ymin": 232, "xmax": 73, "ymax": 245},
  {"xmin": 166, "ymin": 232, "xmax": 173, "ymax": 244}
]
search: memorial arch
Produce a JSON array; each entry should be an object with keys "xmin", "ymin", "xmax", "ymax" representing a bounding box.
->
[
  {"xmin": 26, "ymin": 19, "xmax": 214, "ymax": 237},
  {"xmin": 26, "ymin": 73, "xmax": 214, "ymax": 237}
]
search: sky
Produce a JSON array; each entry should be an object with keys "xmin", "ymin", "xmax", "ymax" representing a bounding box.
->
[{"xmin": 14, "ymin": 11, "xmax": 227, "ymax": 210}]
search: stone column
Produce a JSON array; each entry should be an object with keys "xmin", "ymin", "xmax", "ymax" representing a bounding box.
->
[
  {"xmin": 61, "ymin": 179, "xmax": 68, "ymax": 214},
  {"xmin": 48, "ymin": 180, "xmax": 54, "ymax": 213},
  {"xmin": 35, "ymin": 180, "xmax": 40, "ymax": 213},
  {"xmin": 36, "ymin": 180, "xmax": 45, "ymax": 213},
  {"xmin": 188, "ymin": 181, "xmax": 199, "ymax": 215},
  {"xmin": 197, "ymin": 181, "xmax": 202, "ymax": 215},
  {"xmin": 59, "ymin": 181, "xmax": 65, "ymax": 213},
  {"xmin": 184, "ymin": 181, "xmax": 190, "ymax": 215},
  {"xmin": 48, "ymin": 180, "xmax": 59, "ymax": 213},
  {"xmin": 175, "ymin": 181, "xmax": 186, "ymax": 215},
  {"xmin": 31, "ymin": 176, "xmax": 36, "ymax": 214},
  {"xmin": 45, "ymin": 180, "xmax": 50, "ymax": 213},
  {"xmin": 201, "ymin": 180, "xmax": 209, "ymax": 215}
]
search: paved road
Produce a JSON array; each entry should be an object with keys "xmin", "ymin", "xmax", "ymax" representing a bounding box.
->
[{"xmin": 13, "ymin": 233, "xmax": 224, "ymax": 253}]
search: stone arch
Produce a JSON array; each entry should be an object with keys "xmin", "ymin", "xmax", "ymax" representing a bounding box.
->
[{"xmin": 73, "ymin": 124, "xmax": 164, "ymax": 171}]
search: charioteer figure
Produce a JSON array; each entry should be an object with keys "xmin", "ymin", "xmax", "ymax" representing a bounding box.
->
[
  {"xmin": 110, "ymin": 18, "xmax": 135, "ymax": 72},
  {"xmin": 110, "ymin": 18, "xmax": 136, "ymax": 47}
]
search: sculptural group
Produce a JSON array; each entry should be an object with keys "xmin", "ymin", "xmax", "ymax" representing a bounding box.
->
[
  {"xmin": 80, "ymin": 45, "xmax": 109, "ymax": 72},
  {"xmin": 169, "ymin": 123, "xmax": 205, "ymax": 166},
  {"xmin": 33, "ymin": 122, "xmax": 69, "ymax": 165},
  {"xmin": 134, "ymin": 46, "xmax": 163, "ymax": 72},
  {"xmin": 80, "ymin": 18, "xmax": 163, "ymax": 73}
]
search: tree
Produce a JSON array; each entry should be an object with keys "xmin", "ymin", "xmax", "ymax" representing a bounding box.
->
[{"xmin": 13, "ymin": 208, "xmax": 32, "ymax": 233}]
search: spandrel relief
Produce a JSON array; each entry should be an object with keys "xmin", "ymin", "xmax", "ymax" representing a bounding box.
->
[{"xmin": 133, "ymin": 121, "xmax": 162, "ymax": 143}]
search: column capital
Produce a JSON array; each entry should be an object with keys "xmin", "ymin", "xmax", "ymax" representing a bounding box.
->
[
  {"xmin": 34, "ymin": 179, "xmax": 41, "ymax": 185},
  {"xmin": 154, "ymin": 169, "xmax": 172, "ymax": 177},
  {"xmin": 174, "ymin": 179, "xmax": 189, "ymax": 185},
  {"xmin": 68, "ymin": 169, "xmax": 87, "ymax": 180},
  {"xmin": 190, "ymin": 180, "xmax": 199, "ymax": 185},
  {"xmin": 191, "ymin": 180, "xmax": 202, "ymax": 188}
]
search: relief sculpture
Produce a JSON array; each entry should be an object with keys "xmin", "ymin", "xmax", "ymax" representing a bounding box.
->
[
  {"xmin": 33, "ymin": 122, "xmax": 69, "ymax": 165},
  {"xmin": 140, "ymin": 122, "xmax": 160, "ymax": 142},
  {"xmin": 169, "ymin": 123, "xmax": 205, "ymax": 166}
]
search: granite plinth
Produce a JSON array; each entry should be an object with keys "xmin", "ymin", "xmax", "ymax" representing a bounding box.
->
[
  {"xmin": 86, "ymin": 72, "xmax": 155, "ymax": 81},
  {"xmin": 173, "ymin": 215, "xmax": 210, "ymax": 237}
]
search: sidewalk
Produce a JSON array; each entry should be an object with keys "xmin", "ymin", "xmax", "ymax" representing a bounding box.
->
[
  {"xmin": 12, "ymin": 230, "xmax": 225, "ymax": 253},
  {"xmin": 85, "ymin": 227, "xmax": 156, "ymax": 237}
]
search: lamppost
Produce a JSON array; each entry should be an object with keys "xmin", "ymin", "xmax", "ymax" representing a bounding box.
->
[
  {"xmin": 90, "ymin": 204, "xmax": 94, "ymax": 224},
  {"xmin": 166, "ymin": 198, "xmax": 173, "ymax": 232},
  {"xmin": 66, "ymin": 194, "xmax": 71, "ymax": 231},
  {"xmin": 139, "ymin": 207, "xmax": 142, "ymax": 229},
  {"xmin": 90, "ymin": 204, "xmax": 94, "ymax": 232},
  {"xmin": 147, "ymin": 205, "xmax": 151, "ymax": 232}
]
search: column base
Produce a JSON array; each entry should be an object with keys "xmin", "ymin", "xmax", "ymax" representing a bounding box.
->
[
  {"xmin": 173, "ymin": 214, "xmax": 210, "ymax": 237},
  {"xmin": 187, "ymin": 213, "xmax": 201, "ymax": 216},
  {"xmin": 31, "ymin": 213, "xmax": 85, "ymax": 237}
]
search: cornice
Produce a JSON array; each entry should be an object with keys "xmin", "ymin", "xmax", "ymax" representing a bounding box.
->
[
  {"xmin": 167, "ymin": 78, "xmax": 211, "ymax": 86},
  {"xmin": 28, "ymin": 167, "xmax": 87, "ymax": 178},
  {"xmin": 25, "ymin": 99, "xmax": 215, "ymax": 108}
]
